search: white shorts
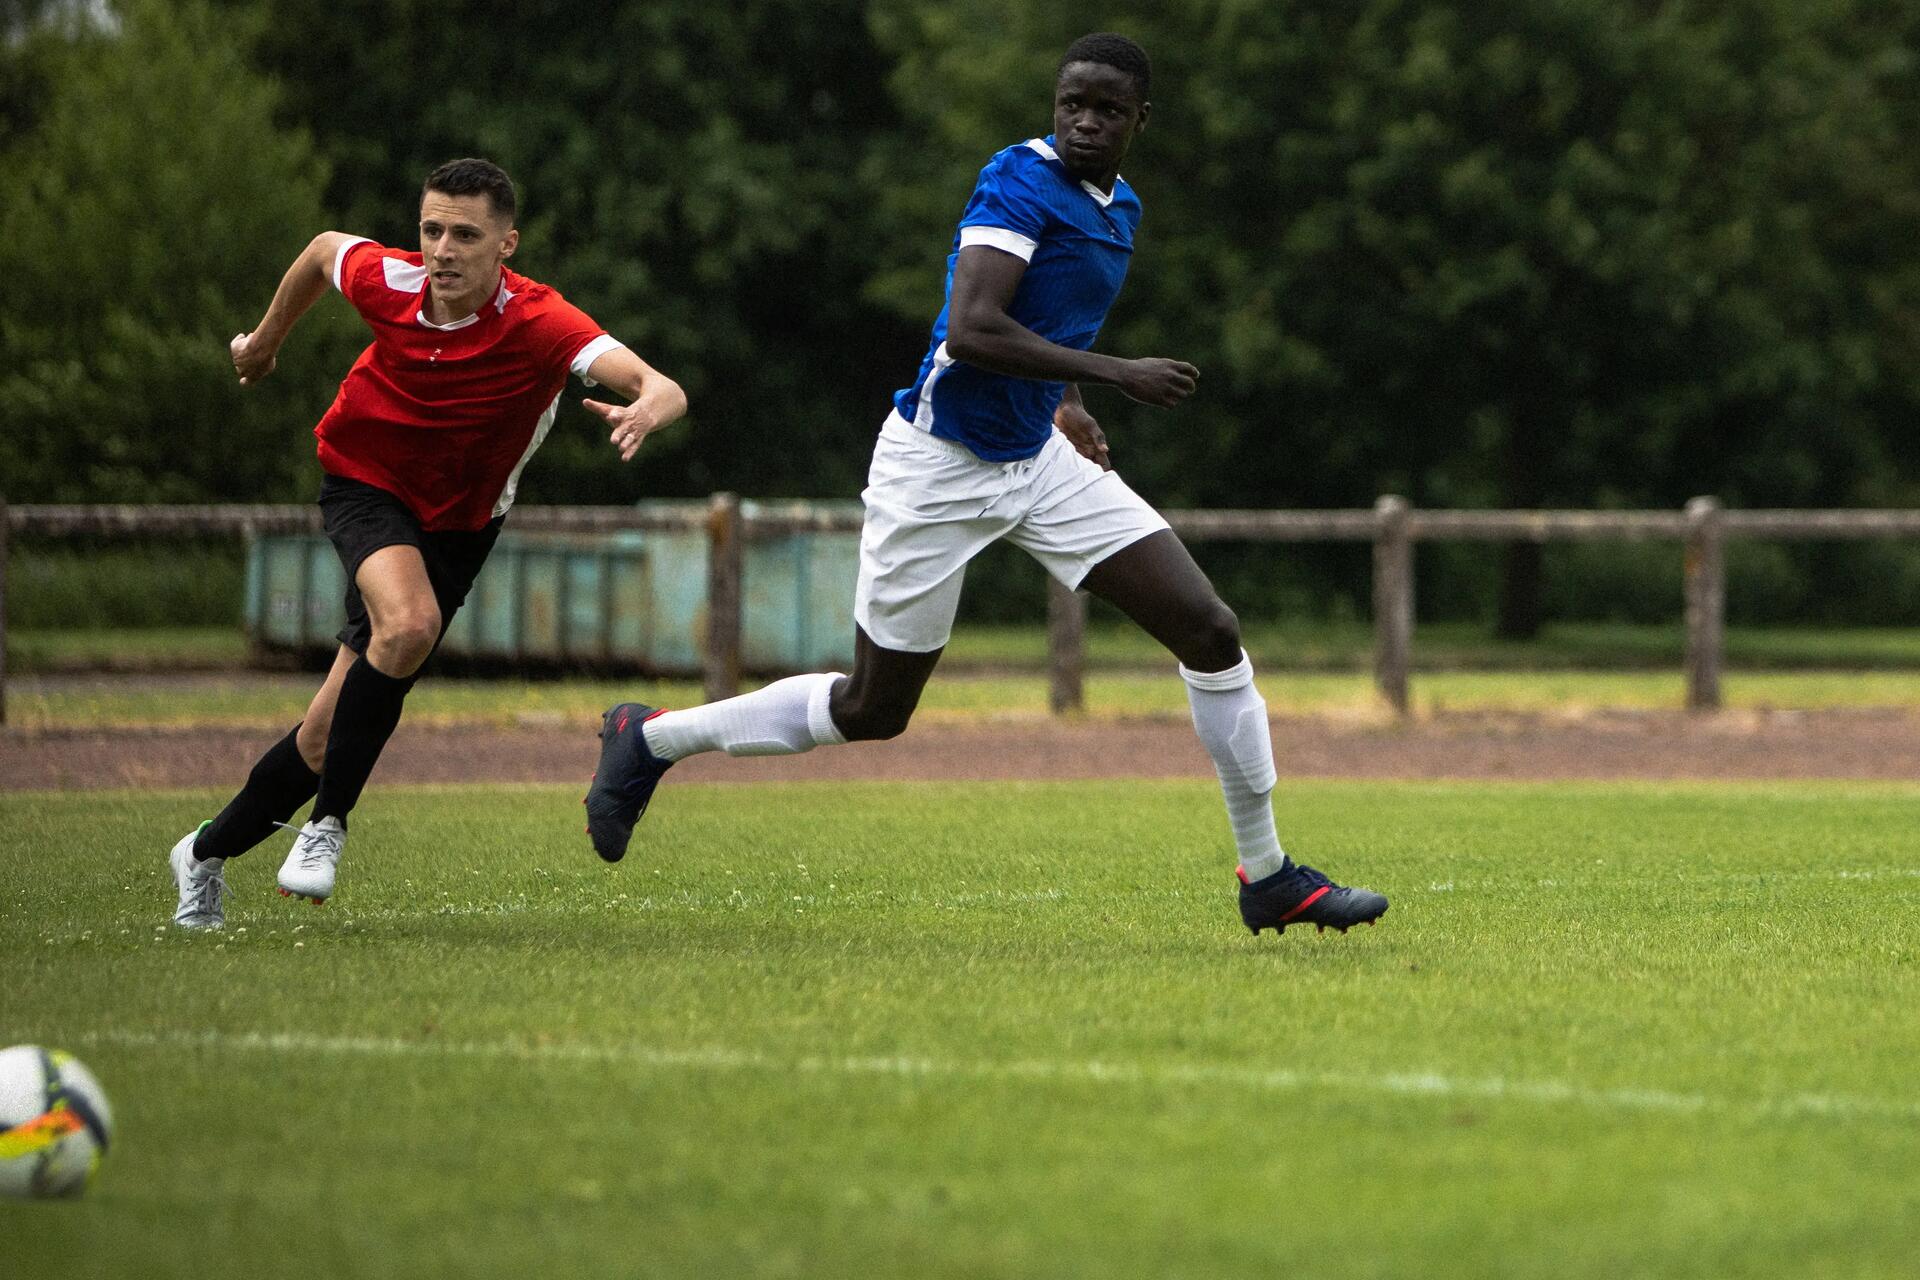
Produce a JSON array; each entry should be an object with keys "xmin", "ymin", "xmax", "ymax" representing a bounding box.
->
[{"xmin": 854, "ymin": 411, "xmax": 1170, "ymax": 653}]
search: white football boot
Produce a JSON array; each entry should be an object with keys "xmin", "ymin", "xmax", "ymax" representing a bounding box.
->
[
  {"xmin": 170, "ymin": 822, "xmax": 227, "ymax": 930},
  {"xmin": 277, "ymin": 815, "xmax": 345, "ymax": 904}
]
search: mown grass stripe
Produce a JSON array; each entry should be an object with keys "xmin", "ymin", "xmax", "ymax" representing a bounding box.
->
[{"xmin": 63, "ymin": 1027, "xmax": 1920, "ymax": 1126}]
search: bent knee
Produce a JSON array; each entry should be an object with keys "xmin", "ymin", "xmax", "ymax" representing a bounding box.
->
[
  {"xmin": 375, "ymin": 609, "xmax": 441, "ymax": 665},
  {"xmin": 1179, "ymin": 599, "xmax": 1242, "ymax": 668}
]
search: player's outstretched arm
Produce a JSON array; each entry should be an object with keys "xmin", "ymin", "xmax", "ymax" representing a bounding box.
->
[
  {"xmin": 231, "ymin": 231, "xmax": 360, "ymax": 386},
  {"xmin": 582, "ymin": 347, "xmax": 688, "ymax": 463},
  {"xmin": 945, "ymin": 246, "xmax": 1198, "ymax": 408}
]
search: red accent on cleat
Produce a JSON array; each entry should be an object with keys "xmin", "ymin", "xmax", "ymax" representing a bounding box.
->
[
  {"xmin": 279, "ymin": 888, "xmax": 291, "ymax": 897},
  {"xmin": 1279, "ymin": 885, "xmax": 1331, "ymax": 923},
  {"xmin": 1235, "ymin": 865, "xmax": 1250, "ymax": 885}
]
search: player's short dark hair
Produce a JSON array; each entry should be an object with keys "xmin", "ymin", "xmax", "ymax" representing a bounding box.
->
[
  {"xmin": 1058, "ymin": 33, "xmax": 1150, "ymax": 100},
  {"xmin": 422, "ymin": 158, "xmax": 518, "ymax": 222}
]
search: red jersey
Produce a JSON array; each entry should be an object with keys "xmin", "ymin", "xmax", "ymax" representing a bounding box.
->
[{"xmin": 315, "ymin": 239, "xmax": 621, "ymax": 531}]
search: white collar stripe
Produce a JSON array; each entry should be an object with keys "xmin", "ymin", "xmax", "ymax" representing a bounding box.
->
[
  {"xmin": 412, "ymin": 277, "xmax": 513, "ymax": 331},
  {"xmin": 1023, "ymin": 137, "xmax": 1118, "ymax": 208}
]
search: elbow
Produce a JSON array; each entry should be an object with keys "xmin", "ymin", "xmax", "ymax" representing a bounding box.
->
[
  {"xmin": 945, "ymin": 319, "xmax": 986, "ymax": 365},
  {"xmin": 306, "ymin": 231, "xmax": 350, "ymax": 277}
]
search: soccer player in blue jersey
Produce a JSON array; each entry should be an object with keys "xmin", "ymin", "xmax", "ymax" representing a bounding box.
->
[{"xmin": 588, "ymin": 33, "xmax": 1387, "ymax": 936}]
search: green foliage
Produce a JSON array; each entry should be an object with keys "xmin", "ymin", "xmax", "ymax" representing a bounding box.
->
[
  {"xmin": 225, "ymin": 0, "xmax": 924, "ymax": 503},
  {"xmin": 0, "ymin": 0, "xmax": 362, "ymax": 502},
  {"xmin": 868, "ymin": 0, "xmax": 1920, "ymax": 514},
  {"xmin": 8, "ymin": 0, "xmax": 1920, "ymax": 625},
  {"xmin": 6, "ymin": 542, "xmax": 244, "ymax": 627}
]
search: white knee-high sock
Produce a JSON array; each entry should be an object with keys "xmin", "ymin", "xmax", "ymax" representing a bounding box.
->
[
  {"xmin": 1181, "ymin": 651, "xmax": 1288, "ymax": 880},
  {"xmin": 641, "ymin": 673, "xmax": 848, "ymax": 763}
]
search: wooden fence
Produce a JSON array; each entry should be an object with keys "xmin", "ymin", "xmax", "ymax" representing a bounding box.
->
[{"xmin": 6, "ymin": 496, "xmax": 1920, "ymax": 725}]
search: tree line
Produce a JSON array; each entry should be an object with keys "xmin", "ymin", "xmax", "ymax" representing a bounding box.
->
[{"xmin": 5, "ymin": 0, "xmax": 1919, "ymax": 628}]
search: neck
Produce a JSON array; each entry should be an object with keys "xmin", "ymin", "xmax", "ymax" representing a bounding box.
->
[{"xmin": 426, "ymin": 266, "xmax": 501, "ymax": 325}]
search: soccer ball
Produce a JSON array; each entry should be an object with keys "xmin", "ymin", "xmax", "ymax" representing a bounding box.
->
[{"xmin": 0, "ymin": 1044, "xmax": 114, "ymax": 1200}]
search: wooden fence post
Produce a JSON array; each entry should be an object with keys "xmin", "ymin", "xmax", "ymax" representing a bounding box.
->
[
  {"xmin": 1683, "ymin": 495, "xmax": 1725, "ymax": 712},
  {"xmin": 704, "ymin": 492, "xmax": 743, "ymax": 703},
  {"xmin": 1372, "ymin": 495, "xmax": 1413, "ymax": 715},
  {"xmin": 0, "ymin": 494, "xmax": 9, "ymax": 728},
  {"xmin": 1046, "ymin": 577, "xmax": 1087, "ymax": 714}
]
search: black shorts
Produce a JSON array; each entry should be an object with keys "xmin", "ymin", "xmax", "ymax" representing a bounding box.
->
[{"xmin": 318, "ymin": 474, "xmax": 504, "ymax": 657}]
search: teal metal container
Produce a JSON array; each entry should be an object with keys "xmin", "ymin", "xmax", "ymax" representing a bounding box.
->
[{"xmin": 243, "ymin": 502, "xmax": 860, "ymax": 674}]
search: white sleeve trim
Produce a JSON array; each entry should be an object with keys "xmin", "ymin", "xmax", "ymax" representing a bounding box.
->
[
  {"xmin": 959, "ymin": 225, "xmax": 1037, "ymax": 262},
  {"xmin": 571, "ymin": 334, "xmax": 626, "ymax": 385},
  {"xmin": 331, "ymin": 237, "xmax": 374, "ymax": 292}
]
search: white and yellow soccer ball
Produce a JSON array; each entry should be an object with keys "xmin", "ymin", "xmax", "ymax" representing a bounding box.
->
[{"xmin": 0, "ymin": 1044, "xmax": 114, "ymax": 1199}]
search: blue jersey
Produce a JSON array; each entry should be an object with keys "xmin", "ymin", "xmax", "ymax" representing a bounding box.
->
[{"xmin": 891, "ymin": 137, "xmax": 1142, "ymax": 462}]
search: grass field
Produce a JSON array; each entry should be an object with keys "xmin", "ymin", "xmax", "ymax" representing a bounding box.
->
[
  {"xmin": 12, "ymin": 668, "xmax": 1920, "ymax": 733},
  {"xmin": 4, "ymin": 780, "xmax": 1918, "ymax": 1278},
  {"xmin": 22, "ymin": 620, "xmax": 1920, "ymax": 676}
]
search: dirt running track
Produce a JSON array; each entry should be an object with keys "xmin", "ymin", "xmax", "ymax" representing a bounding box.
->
[{"xmin": 8, "ymin": 709, "xmax": 1920, "ymax": 791}]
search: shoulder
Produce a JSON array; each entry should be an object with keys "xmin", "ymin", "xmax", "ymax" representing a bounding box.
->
[
  {"xmin": 501, "ymin": 266, "xmax": 554, "ymax": 307},
  {"xmin": 341, "ymin": 242, "xmax": 427, "ymax": 299},
  {"xmin": 501, "ymin": 268, "xmax": 591, "ymax": 324},
  {"xmin": 975, "ymin": 139, "xmax": 1057, "ymax": 193},
  {"xmin": 499, "ymin": 268, "xmax": 605, "ymax": 358}
]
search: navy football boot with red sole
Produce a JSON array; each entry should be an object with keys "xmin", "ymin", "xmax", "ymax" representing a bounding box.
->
[
  {"xmin": 585, "ymin": 703, "xmax": 673, "ymax": 863},
  {"xmin": 1238, "ymin": 861, "xmax": 1388, "ymax": 935}
]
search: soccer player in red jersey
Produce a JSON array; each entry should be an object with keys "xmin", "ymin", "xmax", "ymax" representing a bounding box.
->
[{"xmin": 168, "ymin": 158, "xmax": 686, "ymax": 928}]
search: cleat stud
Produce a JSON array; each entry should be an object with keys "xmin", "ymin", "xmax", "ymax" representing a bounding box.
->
[
  {"xmin": 278, "ymin": 888, "xmax": 291, "ymax": 897},
  {"xmin": 1316, "ymin": 924, "xmax": 1325, "ymax": 934}
]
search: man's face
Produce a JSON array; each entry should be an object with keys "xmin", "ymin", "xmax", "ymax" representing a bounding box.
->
[
  {"xmin": 417, "ymin": 190, "xmax": 518, "ymax": 314},
  {"xmin": 1052, "ymin": 61, "xmax": 1149, "ymax": 185}
]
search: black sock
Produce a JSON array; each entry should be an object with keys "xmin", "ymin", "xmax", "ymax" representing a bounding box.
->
[
  {"xmin": 310, "ymin": 656, "xmax": 414, "ymax": 824},
  {"xmin": 194, "ymin": 725, "xmax": 319, "ymax": 861}
]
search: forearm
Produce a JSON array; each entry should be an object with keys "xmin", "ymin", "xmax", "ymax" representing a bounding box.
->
[
  {"xmin": 590, "ymin": 349, "xmax": 687, "ymax": 434},
  {"xmin": 249, "ymin": 236, "xmax": 337, "ymax": 352},
  {"xmin": 946, "ymin": 313, "xmax": 1130, "ymax": 387}
]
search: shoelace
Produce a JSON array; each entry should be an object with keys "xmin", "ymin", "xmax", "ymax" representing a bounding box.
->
[
  {"xmin": 1289, "ymin": 863, "xmax": 1333, "ymax": 890},
  {"xmin": 186, "ymin": 864, "xmax": 232, "ymax": 918},
  {"xmin": 295, "ymin": 826, "xmax": 345, "ymax": 869}
]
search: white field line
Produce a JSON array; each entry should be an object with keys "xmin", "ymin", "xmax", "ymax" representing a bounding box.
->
[{"xmin": 62, "ymin": 1027, "xmax": 1920, "ymax": 1126}]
